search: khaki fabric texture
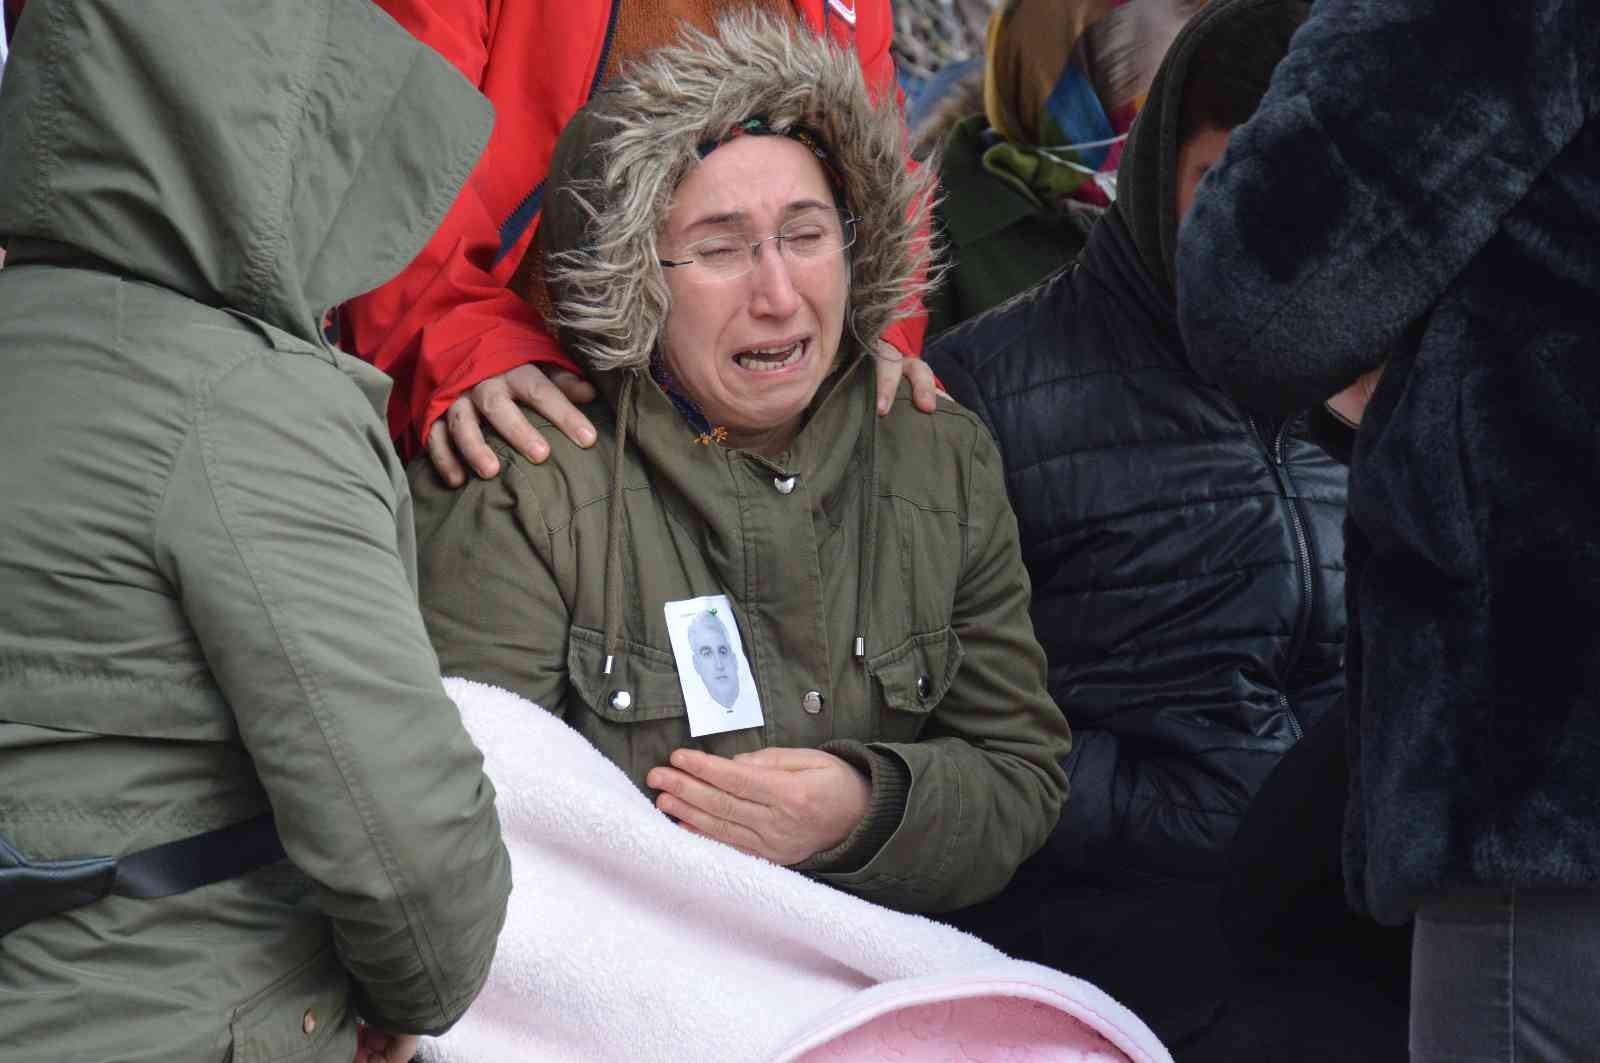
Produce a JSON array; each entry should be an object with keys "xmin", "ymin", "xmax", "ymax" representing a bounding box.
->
[
  {"xmin": 413, "ymin": 357, "xmax": 1071, "ymax": 915},
  {"xmin": 0, "ymin": 2, "xmax": 510, "ymax": 1060}
]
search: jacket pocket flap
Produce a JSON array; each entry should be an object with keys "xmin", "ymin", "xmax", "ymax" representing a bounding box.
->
[
  {"xmin": 865, "ymin": 627, "xmax": 965, "ymax": 714},
  {"xmin": 567, "ymin": 626, "xmax": 688, "ymax": 723},
  {"xmin": 229, "ymin": 945, "xmax": 349, "ymax": 1062}
]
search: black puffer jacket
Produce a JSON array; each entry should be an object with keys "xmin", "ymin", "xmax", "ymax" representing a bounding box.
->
[
  {"xmin": 929, "ymin": 0, "xmax": 1345, "ymax": 886},
  {"xmin": 930, "ymin": 216, "xmax": 1346, "ymax": 883}
]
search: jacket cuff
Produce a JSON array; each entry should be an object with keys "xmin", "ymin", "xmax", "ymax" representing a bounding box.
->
[
  {"xmin": 1306, "ymin": 403, "xmax": 1355, "ymax": 466},
  {"xmin": 796, "ymin": 740, "xmax": 911, "ymax": 875}
]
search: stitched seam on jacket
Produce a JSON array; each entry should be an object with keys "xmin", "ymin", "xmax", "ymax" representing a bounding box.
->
[{"xmin": 188, "ymin": 360, "xmax": 451, "ymax": 1019}]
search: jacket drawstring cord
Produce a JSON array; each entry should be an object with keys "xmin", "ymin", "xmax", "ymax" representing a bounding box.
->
[
  {"xmin": 853, "ymin": 365, "xmax": 879, "ymax": 663},
  {"xmin": 601, "ymin": 372, "xmax": 636, "ymax": 677}
]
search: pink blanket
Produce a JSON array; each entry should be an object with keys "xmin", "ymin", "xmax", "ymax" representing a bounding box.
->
[{"xmin": 426, "ymin": 678, "xmax": 1172, "ymax": 1063}]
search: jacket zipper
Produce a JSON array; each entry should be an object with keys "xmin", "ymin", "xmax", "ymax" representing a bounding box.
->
[
  {"xmin": 1251, "ymin": 416, "xmax": 1311, "ymax": 741},
  {"xmin": 495, "ymin": 0, "xmax": 622, "ymax": 264}
]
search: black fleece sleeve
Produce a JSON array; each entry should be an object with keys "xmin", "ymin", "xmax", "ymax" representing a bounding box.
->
[{"xmin": 1176, "ymin": 0, "xmax": 1599, "ymax": 414}]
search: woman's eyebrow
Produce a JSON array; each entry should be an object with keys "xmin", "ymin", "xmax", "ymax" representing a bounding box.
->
[
  {"xmin": 783, "ymin": 198, "xmax": 833, "ymax": 215},
  {"xmin": 680, "ymin": 200, "xmax": 834, "ymax": 233},
  {"xmin": 683, "ymin": 210, "xmax": 748, "ymax": 233}
]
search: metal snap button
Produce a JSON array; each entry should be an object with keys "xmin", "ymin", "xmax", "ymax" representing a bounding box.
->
[
  {"xmin": 609, "ymin": 690, "xmax": 633, "ymax": 712},
  {"xmin": 802, "ymin": 690, "xmax": 824, "ymax": 715},
  {"xmin": 774, "ymin": 475, "xmax": 798, "ymax": 495},
  {"xmin": 916, "ymin": 674, "xmax": 932, "ymax": 700},
  {"xmin": 302, "ymin": 1009, "xmax": 317, "ymax": 1036}
]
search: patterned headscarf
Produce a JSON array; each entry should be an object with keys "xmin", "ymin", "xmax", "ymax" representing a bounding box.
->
[{"xmin": 982, "ymin": 0, "xmax": 1205, "ymax": 206}]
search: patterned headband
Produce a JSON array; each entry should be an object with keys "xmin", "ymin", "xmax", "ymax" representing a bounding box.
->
[{"xmin": 695, "ymin": 116, "xmax": 848, "ymax": 204}]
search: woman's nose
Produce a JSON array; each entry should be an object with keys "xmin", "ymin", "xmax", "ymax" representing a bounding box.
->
[{"xmin": 748, "ymin": 244, "xmax": 802, "ymax": 318}]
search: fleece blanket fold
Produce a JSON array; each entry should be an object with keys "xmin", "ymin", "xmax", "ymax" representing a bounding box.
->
[{"xmin": 425, "ymin": 678, "xmax": 1171, "ymax": 1063}]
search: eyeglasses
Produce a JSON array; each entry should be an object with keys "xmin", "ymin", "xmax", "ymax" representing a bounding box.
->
[{"xmin": 659, "ymin": 208, "xmax": 857, "ymax": 281}]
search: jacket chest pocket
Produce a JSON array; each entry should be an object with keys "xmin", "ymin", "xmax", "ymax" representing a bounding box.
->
[
  {"xmin": 565, "ymin": 627, "xmax": 690, "ymax": 786},
  {"xmin": 863, "ymin": 626, "xmax": 965, "ymax": 743},
  {"xmin": 881, "ymin": 494, "xmax": 965, "ymax": 634}
]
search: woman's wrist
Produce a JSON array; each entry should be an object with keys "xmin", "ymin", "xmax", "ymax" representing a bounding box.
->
[{"xmin": 796, "ymin": 742, "xmax": 910, "ymax": 874}]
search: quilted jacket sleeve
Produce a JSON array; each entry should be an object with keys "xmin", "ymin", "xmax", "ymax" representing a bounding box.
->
[{"xmin": 1177, "ymin": 0, "xmax": 1599, "ymax": 414}]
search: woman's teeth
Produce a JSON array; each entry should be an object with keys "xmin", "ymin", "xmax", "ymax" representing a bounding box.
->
[{"xmin": 735, "ymin": 341, "xmax": 804, "ymax": 371}]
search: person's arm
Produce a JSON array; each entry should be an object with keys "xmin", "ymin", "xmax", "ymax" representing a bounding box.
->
[
  {"xmin": 154, "ymin": 357, "xmax": 511, "ymax": 1035},
  {"xmin": 839, "ymin": 0, "xmax": 938, "ymax": 410},
  {"xmin": 1042, "ymin": 720, "xmax": 1279, "ymax": 883},
  {"xmin": 347, "ymin": 0, "xmax": 596, "ymax": 479},
  {"xmin": 1177, "ymin": 0, "xmax": 1597, "ymax": 414},
  {"xmin": 814, "ymin": 427, "xmax": 1072, "ymax": 913}
]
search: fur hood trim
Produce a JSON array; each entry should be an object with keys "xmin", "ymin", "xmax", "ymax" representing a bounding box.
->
[{"xmin": 533, "ymin": 10, "xmax": 937, "ymax": 374}]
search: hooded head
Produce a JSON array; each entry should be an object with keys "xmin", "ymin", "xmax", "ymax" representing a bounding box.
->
[
  {"xmin": 971, "ymin": 0, "xmax": 1204, "ymax": 205},
  {"xmin": 983, "ymin": 0, "xmax": 1205, "ymax": 148},
  {"xmin": 526, "ymin": 11, "xmax": 935, "ymax": 385},
  {"xmin": 1112, "ymin": 0, "xmax": 1310, "ymax": 298},
  {"xmin": 0, "ymin": 0, "xmax": 491, "ymax": 347}
]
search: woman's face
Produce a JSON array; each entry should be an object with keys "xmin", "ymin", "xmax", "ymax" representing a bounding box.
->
[{"xmin": 657, "ymin": 135, "xmax": 849, "ymax": 453}]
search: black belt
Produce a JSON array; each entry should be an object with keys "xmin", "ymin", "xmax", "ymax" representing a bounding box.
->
[{"xmin": 0, "ymin": 814, "xmax": 285, "ymax": 938}]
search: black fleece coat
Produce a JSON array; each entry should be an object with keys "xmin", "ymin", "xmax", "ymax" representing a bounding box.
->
[
  {"xmin": 927, "ymin": 0, "xmax": 1346, "ymax": 886},
  {"xmin": 1177, "ymin": 0, "xmax": 1600, "ymax": 924}
]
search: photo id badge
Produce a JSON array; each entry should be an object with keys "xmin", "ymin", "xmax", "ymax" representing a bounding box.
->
[{"xmin": 664, "ymin": 594, "xmax": 765, "ymax": 738}]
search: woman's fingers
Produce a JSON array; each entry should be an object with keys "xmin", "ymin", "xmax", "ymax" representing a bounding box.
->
[
  {"xmin": 647, "ymin": 762, "xmax": 764, "ymax": 825},
  {"xmin": 503, "ymin": 363, "xmax": 597, "ymax": 450},
  {"xmin": 547, "ymin": 367, "xmax": 599, "ymax": 408},
  {"xmin": 446, "ymin": 393, "xmax": 502, "ymax": 478},
  {"xmin": 903, "ymin": 356, "xmax": 941, "ymax": 412},
  {"xmin": 872, "ymin": 342, "xmax": 904, "ymax": 415},
  {"xmin": 424, "ymin": 419, "xmax": 467, "ymax": 488}
]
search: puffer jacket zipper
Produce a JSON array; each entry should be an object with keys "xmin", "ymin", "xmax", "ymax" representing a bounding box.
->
[{"xmin": 1250, "ymin": 416, "xmax": 1311, "ymax": 741}]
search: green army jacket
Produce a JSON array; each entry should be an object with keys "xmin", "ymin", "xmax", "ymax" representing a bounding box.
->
[
  {"xmin": 0, "ymin": 4, "xmax": 510, "ymax": 1060},
  {"xmin": 414, "ymin": 355, "xmax": 1071, "ymax": 914}
]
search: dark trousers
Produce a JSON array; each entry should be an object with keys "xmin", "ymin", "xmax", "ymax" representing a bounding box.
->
[
  {"xmin": 1411, "ymin": 886, "xmax": 1600, "ymax": 1063},
  {"xmin": 948, "ymin": 704, "xmax": 1411, "ymax": 1061},
  {"xmin": 943, "ymin": 864, "xmax": 1230, "ymax": 1047}
]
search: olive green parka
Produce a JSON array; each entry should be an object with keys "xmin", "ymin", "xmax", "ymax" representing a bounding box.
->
[
  {"xmin": 0, "ymin": 3, "xmax": 511, "ymax": 1060},
  {"xmin": 412, "ymin": 14, "xmax": 1070, "ymax": 916}
]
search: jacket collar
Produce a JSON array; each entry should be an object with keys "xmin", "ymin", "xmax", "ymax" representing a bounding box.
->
[{"xmin": 589, "ymin": 352, "xmax": 880, "ymax": 674}]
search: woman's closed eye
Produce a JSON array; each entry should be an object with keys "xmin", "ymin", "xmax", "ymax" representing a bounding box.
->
[{"xmin": 692, "ymin": 239, "xmax": 744, "ymax": 263}]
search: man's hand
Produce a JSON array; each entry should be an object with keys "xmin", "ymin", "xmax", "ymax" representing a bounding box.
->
[
  {"xmin": 426, "ymin": 363, "xmax": 598, "ymax": 487},
  {"xmin": 354, "ymin": 1026, "xmax": 418, "ymax": 1063},
  {"xmin": 1325, "ymin": 364, "xmax": 1386, "ymax": 429},
  {"xmin": 873, "ymin": 340, "xmax": 940, "ymax": 415},
  {"xmin": 645, "ymin": 746, "xmax": 870, "ymax": 866}
]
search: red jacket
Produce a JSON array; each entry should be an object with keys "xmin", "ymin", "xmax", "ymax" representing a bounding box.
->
[{"xmin": 350, "ymin": 0, "xmax": 926, "ymax": 455}]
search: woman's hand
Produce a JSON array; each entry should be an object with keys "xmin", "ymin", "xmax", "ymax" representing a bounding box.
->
[
  {"xmin": 354, "ymin": 1026, "xmax": 418, "ymax": 1063},
  {"xmin": 874, "ymin": 341, "xmax": 941, "ymax": 415},
  {"xmin": 426, "ymin": 363, "xmax": 598, "ymax": 487},
  {"xmin": 646, "ymin": 747, "xmax": 870, "ymax": 866}
]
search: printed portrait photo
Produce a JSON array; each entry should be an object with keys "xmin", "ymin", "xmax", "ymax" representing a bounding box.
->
[{"xmin": 663, "ymin": 593, "xmax": 765, "ymax": 738}]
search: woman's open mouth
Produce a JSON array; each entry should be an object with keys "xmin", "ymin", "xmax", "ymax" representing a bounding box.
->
[{"xmin": 733, "ymin": 338, "xmax": 809, "ymax": 374}]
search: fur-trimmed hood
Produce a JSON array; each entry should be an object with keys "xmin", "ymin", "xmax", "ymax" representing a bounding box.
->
[{"xmin": 526, "ymin": 10, "xmax": 935, "ymax": 375}]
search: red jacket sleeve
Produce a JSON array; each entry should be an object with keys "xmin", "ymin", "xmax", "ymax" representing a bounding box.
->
[
  {"xmin": 826, "ymin": 0, "xmax": 929, "ymax": 358},
  {"xmin": 349, "ymin": 0, "xmax": 926, "ymax": 456},
  {"xmin": 346, "ymin": 0, "xmax": 584, "ymax": 455}
]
